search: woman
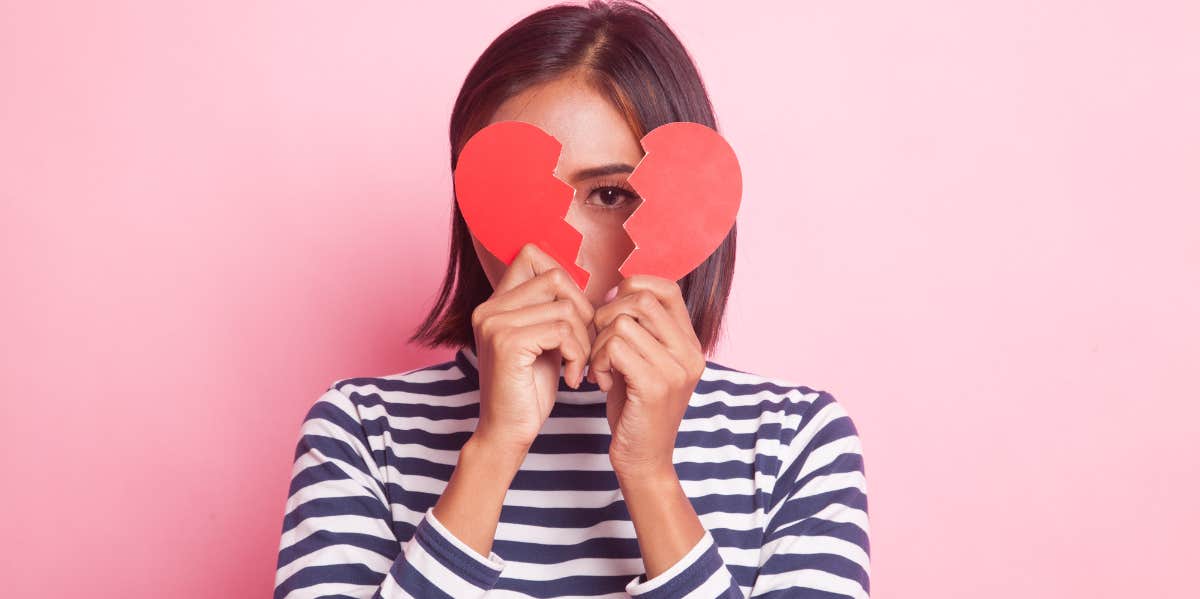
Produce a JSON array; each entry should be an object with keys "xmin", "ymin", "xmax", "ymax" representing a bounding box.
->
[{"xmin": 274, "ymin": 1, "xmax": 870, "ymax": 597}]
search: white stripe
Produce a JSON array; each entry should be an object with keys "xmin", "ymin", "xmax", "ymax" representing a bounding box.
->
[
  {"xmin": 366, "ymin": 442, "xmax": 771, "ymax": 471},
  {"xmin": 499, "ymin": 557, "xmax": 643, "ymax": 581},
  {"xmin": 281, "ymin": 582, "xmax": 381, "ymax": 599},
  {"xmin": 338, "ymin": 382, "xmax": 483, "ymax": 407},
  {"xmin": 749, "ymin": 568, "xmax": 869, "ymax": 599},
  {"xmin": 276, "ymin": 544, "xmax": 390, "ymax": 591},
  {"xmin": 278, "ymin": 512, "xmax": 391, "ymax": 555},
  {"xmin": 355, "ymin": 403, "xmax": 786, "ymax": 437}
]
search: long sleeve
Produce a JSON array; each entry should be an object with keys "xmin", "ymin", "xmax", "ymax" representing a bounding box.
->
[
  {"xmin": 620, "ymin": 389, "xmax": 869, "ymax": 599},
  {"xmin": 274, "ymin": 386, "xmax": 507, "ymax": 599},
  {"xmin": 750, "ymin": 390, "xmax": 871, "ymax": 598},
  {"xmin": 623, "ymin": 528, "xmax": 744, "ymax": 597}
]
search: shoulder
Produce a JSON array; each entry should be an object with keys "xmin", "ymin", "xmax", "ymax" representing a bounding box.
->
[
  {"xmin": 697, "ymin": 357, "xmax": 864, "ymax": 466},
  {"xmin": 699, "ymin": 359, "xmax": 867, "ymax": 515},
  {"xmin": 330, "ymin": 353, "xmax": 479, "ymax": 407},
  {"xmin": 699, "ymin": 358, "xmax": 858, "ymax": 430},
  {"xmin": 298, "ymin": 354, "xmax": 479, "ymax": 433}
]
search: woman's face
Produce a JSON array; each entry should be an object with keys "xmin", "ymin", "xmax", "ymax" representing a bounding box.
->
[{"xmin": 468, "ymin": 71, "xmax": 645, "ymax": 309}]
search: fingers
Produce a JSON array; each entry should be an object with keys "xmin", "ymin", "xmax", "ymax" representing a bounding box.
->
[
  {"xmin": 589, "ymin": 316, "xmax": 684, "ymax": 396},
  {"xmin": 588, "ymin": 315, "xmax": 643, "ymax": 392},
  {"xmin": 476, "ymin": 299, "xmax": 591, "ymax": 387},
  {"xmin": 471, "ymin": 243, "xmax": 597, "ymax": 388},
  {"xmin": 606, "ymin": 275, "xmax": 695, "ymax": 347},
  {"xmin": 588, "ymin": 275, "xmax": 703, "ymax": 388},
  {"xmin": 525, "ymin": 320, "xmax": 589, "ymax": 388},
  {"xmin": 482, "ymin": 243, "xmax": 596, "ymax": 337},
  {"xmin": 489, "ymin": 269, "xmax": 595, "ymax": 333},
  {"xmin": 493, "ymin": 242, "xmax": 553, "ymax": 295},
  {"xmin": 593, "ymin": 286, "xmax": 697, "ymax": 369},
  {"xmin": 493, "ymin": 318, "xmax": 589, "ymax": 387},
  {"xmin": 480, "ymin": 249, "xmax": 700, "ymax": 396},
  {"xmin": 494, "ymin": 243, "xmax": 583, "ymax": 298}
]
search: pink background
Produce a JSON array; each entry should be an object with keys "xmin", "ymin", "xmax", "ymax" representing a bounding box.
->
[{"xmin": 2, "ymin": 1, "xmax": 1197, "ymax": 597}]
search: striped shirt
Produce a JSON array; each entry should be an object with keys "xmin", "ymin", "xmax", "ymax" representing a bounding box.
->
[{"xmin": 274, "ymin": 345, "xmax": 870, "ymax": 598}]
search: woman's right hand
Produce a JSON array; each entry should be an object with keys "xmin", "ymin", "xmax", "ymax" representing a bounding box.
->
[{"xmin": 469, "ymin": 242, "xmax": 596, "ymax": 454}]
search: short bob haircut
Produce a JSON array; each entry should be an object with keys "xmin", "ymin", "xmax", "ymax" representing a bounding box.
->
[{"xmin": 409, "ymin": 0, "xmax": 736, "ymax": 357}]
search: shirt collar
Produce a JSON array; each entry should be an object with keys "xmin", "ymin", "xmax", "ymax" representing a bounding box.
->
[{"xmin": 455, "ymin": 345, "xmax": 609, "ymax": 405}]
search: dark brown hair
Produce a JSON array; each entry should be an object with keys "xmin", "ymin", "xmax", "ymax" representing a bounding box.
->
[{"xmin": 409, "ymin": 0, "xmax": 736, "ymax": 356}]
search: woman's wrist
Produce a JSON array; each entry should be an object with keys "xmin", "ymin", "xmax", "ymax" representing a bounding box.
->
[
  {"xmin": 462, "ymin": 433, "xmax": 530, "ymax": 475},
  {"xmin": 614, "ymin": 464, "xmax": 706, "ymax": 580},
  {"xmin": 467, "ymin": 430, "xmax": 534, "ymax": 466},
  {"xmin": 431, "ymin": 434, "xmax": 528, "ymax": 558},
  {"xmin": 611, "ymin": 453, "xmax": 677, "ymax": 486}
]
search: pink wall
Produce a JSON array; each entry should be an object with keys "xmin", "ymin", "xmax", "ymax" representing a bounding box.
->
[{"xmin": 2, "ymin": 1, "xmax": 1197, "ymax": 597}]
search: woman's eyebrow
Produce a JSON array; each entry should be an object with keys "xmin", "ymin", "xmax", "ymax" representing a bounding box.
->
[{"xmin": 569, "ymin": 163, "xmax": 636, "ymax": 181}]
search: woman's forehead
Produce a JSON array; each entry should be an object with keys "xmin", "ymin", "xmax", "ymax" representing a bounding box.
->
[{"xmin": 489, "ymin": 76, "xmax": 644, "ymax": 172}]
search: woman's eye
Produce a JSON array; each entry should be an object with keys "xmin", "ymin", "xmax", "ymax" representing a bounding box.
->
[{"xmin": 588, "ymin": 186, "xmax": 639, "ymax": 209}]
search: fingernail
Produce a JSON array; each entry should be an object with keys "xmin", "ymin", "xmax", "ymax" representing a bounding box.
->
[{"xmin": 603, "ymin": 285, "xmax": 618, "ymax": 303}]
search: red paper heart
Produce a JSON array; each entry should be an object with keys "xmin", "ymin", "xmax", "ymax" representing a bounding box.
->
[
  {"xmin": 453, "ymin": 120, "xmax": 590, "ymax": 289},
  {"xmin": 621, "ymin": 122, "xmax": 742, "ymax": 281},
  {"xmin": 453, "ymin": 120, "xmax": 741, "ymax": 290}
]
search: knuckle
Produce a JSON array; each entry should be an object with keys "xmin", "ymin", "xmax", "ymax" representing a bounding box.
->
[
  {"xmin": 670, "ymin": 364, "xmax": 689, "ymax": 387},
  {"xmin": 547, "ymin": 267, "xmax": 569, "ymax": 287},
  {"xmin": 478, "ymin": 317, "xmax": 495, "ymax": 340},
  {"xmin": 492, "ymin": 329, "xmax": 512, "ymax": 351},
  {"xmin": 634, "ymin": 290, "xmax": 656, "ymax": 312},
  {"xmin": 554, "ymin": 298, "xmax": 575, "ymax": 319},
  {"xmin": 555, "ymin": 320, "xmax": 572, "ymax": 339},
  {"xmin": 613, "ymin": 313, "xmax": 636, "ymax": 334}
]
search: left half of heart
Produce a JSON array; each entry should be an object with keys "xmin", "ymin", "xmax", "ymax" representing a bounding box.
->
[{"xmin": 453, "ymin": 120, "xmax": 591, "ymax": 291}]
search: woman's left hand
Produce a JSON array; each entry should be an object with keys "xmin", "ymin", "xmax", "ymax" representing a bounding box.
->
[{"xmin": 587, "ymin": 275, "xmax": 706, "ymax": 480}]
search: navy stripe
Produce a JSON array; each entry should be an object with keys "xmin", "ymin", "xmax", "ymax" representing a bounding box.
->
[
  {"xmin": 369, "ymin": 446, "xmax": 772, "ymax": 489},
  {"xmin": 281, "ymin": 495, "xmax": 392, "ymax": 535},
  {"xmin": 277, "ymin": 529, "xmax": 399, "ymax": 570}
]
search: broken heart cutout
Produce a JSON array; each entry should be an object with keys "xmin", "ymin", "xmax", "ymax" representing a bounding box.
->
[{"xmin": 453, "ymin": 119, "xmax": 741, "ymax": 291}]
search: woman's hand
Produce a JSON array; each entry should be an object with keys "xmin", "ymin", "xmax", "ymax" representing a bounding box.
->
[
  {"xmin": 470, "ymin": 243, "xmax": 596, "ymax": 455},
  {"xmin": 587, "ymin": 275, "xmax": 706, "ymax": 479}
]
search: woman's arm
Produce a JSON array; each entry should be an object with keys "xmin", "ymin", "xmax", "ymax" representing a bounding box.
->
[
  {"xmin": 586, "ymin": 275, "xmax": 747, "ymax": 596},
  {"xmin": 616, "ymin": 389, "xmax": 870, "ymax": 598},
  {"xmin": 617, "ymin": 465, "xmax": 744, "ymax": 597},
  {"xmin": 751, "ymin": 389, "xmax": 871, "ymax": 597},
  {"xmin": 274, "ymin": 387, "xmax": 510, "ymax": 599},
  {"xmin": 432, "ymin": 433, "xmax": 528, "ymax": 558}
]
